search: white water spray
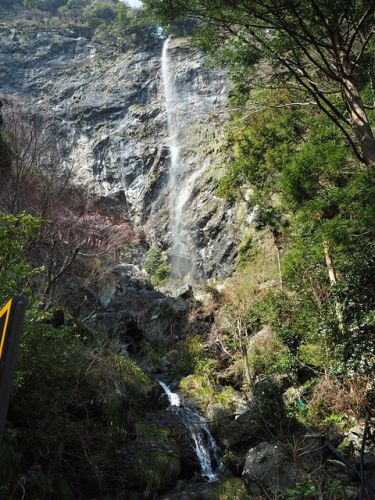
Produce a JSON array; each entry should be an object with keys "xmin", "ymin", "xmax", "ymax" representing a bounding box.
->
[
  {"xmin": 161, "ymin": 38, "xmax": 195, "ymax": 278},
  {"xmin": 159, "ymin": 381, "xmax": 223, "ymax": 481},
  {"xmin": 158, "ymin": 380, "xmax": 181, "ymax": 407}
]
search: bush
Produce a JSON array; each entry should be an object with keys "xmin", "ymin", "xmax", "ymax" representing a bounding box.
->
[
  {"xmin": 133, "ymin": 451, "xmax": 180, "ymax": 496},
  {"xmin": 143, "ymin": 247, "xmax": 171, "ymax": 285},
  {"xmin": 214, "ymin": 478, "xmax": 249, "ymax": 499},
  {"xmin": 83, "ymin": 1, "xmax": 116, "ymax": 28},
  {"xmin": 4, "ymin": 307, "xmax": 152, "ymax": 498}
]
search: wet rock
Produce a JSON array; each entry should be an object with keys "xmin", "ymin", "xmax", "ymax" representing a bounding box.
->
[
  {"xmin": 145, "ymin": 410, "xmax": 201, "ymax": 479},
  {"xmin": 147, "ymin": 384, "xmax": 171, "ymax": 411}
]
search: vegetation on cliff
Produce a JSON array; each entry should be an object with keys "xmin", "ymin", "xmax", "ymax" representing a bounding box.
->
[
  {"xmin": 2, "ymin": 0, "xmax": 158, "ymax": 47},
  {"xmin": 0, "ymin": 104, "xmax": 170, "ymax": 499},
  {"xmin": 0, "ymin": 0, "xmax": 374, "ymax": 498},
  {"xmin": 143, "ymin": 0, "xmax": 375, "ymax": 496},
  {"xmin": 145, "ymin": 0, "xmax": 375, "ymax": 410}
]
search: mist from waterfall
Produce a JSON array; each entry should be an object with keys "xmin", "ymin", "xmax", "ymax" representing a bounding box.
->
[{"xmin": 162, "ymin": 38, "xmax": 194, "ymax": 279}]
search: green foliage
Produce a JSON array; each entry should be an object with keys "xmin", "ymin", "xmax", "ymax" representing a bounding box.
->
[
  {"xmin": 23, "ymin": 0, "xmax": 68, "ymax": 11},
  {"xmin": 83, "ymin": 1, "xmax": 116, "ymax": 28},
  {"xmin": 214, "ymin": 478, "xmax": 249, "ymax": 500},
  {"xmin": 133, "ymin": 451, "xmax": 180, "ymax": 496},
  {"xmin": 248, "ymin": 329, "xmax": 293, "ymax": 378},
  {"xmin": 253, "ymin": 378, "xmax": 286, "ymax": 423},
  {"xmin": 0, "ymin": 212, "xmax": 43, "ymax": 297},
  {"xmin": 4, "ymin": 305, "xmax": 152, "ymax": 498},
  {"xmin": 336, "ymin": 437, "xmax": 351, "ymax": 457},
  {"xmin": 135, "ymin": 424, "xmax": 173, "ymax": 445},
  {"xmin": 144, "ymin": 0, "xmax": 374, "ymax": 168},
  {"xmin": 112, "ymin": 1, "xmax": 129, "ymax": 34},
  {"xmin": 58, "ymin": 0, "xmax": 90, "ymax": 16},
  {"xmin": 273, "ymin": 481, "xmax": 319, "ymax": 499},
  {"xmin": 143, "ymin": 247, "xmax": 171, "ymax": 286},
  {"xmin": 144, "ymin": 247, "xmax": 163, "ymax": 275}
]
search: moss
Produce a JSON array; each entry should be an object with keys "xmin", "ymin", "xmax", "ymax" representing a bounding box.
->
[
  {"xmin": 135, "ymin": 424, "xmax": 173, "ymax": 445},
  {"xmin": 143, "ymin": 247, "xmax": 171, "ymax": 286},
  {"xmin": 216, "ymin": 386, "xmax": 238, "ymax": 410},
  {"xmin": 214, "ymin": 478, "xmax": 250, "ymax": 499},
  {"xmin": 336, "ymin": 437, "xmax": 351, "ymax": 457},
  {"xmin": 180, "ymin": 374, "xmax": 215, "ymax": 409},
  {"xmin": 237, "ymin": 232, "xmax": 257, "ymax": 267},
  {"xmin": 134, "ymin": 451, "xmax": 180, "ymax": 496}
]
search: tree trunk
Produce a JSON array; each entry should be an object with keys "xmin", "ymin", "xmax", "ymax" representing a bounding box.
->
[
  {"xmin": 342, "ymin": 76, "xmax": 375, "ymax": 169},
  {"xmin": 275, "ymin": 242, "xmax": 283, "ymax": 292},
  {"xmin": 237, "ymin": 319, "xmax": 252, "ymax": 391},
  {"xmin": 323, "ymin": 241, "xmax": 345, "ymax": 334}
]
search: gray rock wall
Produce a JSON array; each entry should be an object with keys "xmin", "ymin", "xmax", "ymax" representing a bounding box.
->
[{"xmin": 0, "ymin": 19, "xmax": 240, "ymax": 279}]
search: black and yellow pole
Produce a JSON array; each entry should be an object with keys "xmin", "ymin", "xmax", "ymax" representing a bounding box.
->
[{"xmin": 0, "ymin": 297, "xmax": 27, "ymax": 441}]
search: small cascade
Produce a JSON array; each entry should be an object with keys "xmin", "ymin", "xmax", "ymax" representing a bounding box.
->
[
  {"xmin": 158, "ymin": 380, "xmax": 181, "ymax": 407},
  {"xmin": 159, "ymin": 381, "xmax": 223, "ymax": 481}
]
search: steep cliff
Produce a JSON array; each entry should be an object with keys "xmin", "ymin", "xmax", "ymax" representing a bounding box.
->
[{"xmin": 0, "ymin": 18, "xmax": 239, "ymax": 279}]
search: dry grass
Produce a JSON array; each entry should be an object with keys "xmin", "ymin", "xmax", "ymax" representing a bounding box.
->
[{"xmin": 310, "ymin": 375, "xmax": 372, "ymax": 420}]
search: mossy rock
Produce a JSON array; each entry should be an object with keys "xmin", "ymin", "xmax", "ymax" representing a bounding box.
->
[
  {"xmin": 214, "ymin": 478, "xmax": 250, "ymax": 499},
  {"xmin": 123, "ymin": 448, "xmax": 180, "ymax": 497}
]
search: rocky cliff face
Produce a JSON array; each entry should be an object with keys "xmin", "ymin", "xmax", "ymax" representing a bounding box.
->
[{"xmin": 0, "ymin": 18, "xmax": 240, "ymax": 279}]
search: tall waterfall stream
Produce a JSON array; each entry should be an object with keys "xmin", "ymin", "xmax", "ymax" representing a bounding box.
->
[
  {"xmin": 158, "ymin": 381, "xmax": 223, "ymax": 482},
  {"xmin": 162, "ymin": 38, "xmax": 201, "ymax": 279}
]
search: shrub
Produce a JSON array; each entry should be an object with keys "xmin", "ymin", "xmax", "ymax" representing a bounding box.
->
[
  {"xmin": 83, "ymin": 1, "xmax": 116, "ymax": 28},
  {"xmin": 143, "ymin": 247, "xmax": 171, "ymax": 286},
  {"xmin": 135, "ymin": 424, "xmax": 173, "ymax": 445},
  {"xmin": 5, "ymin": 308, "xmax": 152, "ymax": 498},
  {"xmin": 133, "ymin": 451, "xmax": 180, "ymax": 496}
]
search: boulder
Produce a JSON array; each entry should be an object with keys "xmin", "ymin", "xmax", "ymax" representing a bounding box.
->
[
  {"xmin": 220, "ymin": 411, "xmax": 265, "ymax": 451},
  {"xmin": 346, "ymin": 424, "xmax": 375, "ymax": 456},
  {"xmin": 82, "ymin": 263, "xmax": 192, "ymax": 350},
  {"xmin": 172, "ymin": 284, "xmax": 194, "ymax": 300},
  {"xmin": 242, "ymin": 442, "xmax": 303, "ymax": 496}
]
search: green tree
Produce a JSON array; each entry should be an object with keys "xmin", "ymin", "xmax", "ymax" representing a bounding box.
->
[
  {"xmin": 113, "ymin": 1, "xmax": 130, "ymax": 35},
  {"xmin": 0, "ymin": 212, "xmax": 42, "ymax": 298},
  {"xmin": 83, "ymin": 1, "xmax": 117, "ymax": 28},
  {"xmin": 144, "ymin": 0, "xmax": 375, "ymax": 168},
  {"xmin": 23, "ymin": 0, "xmax": 67, "ymax": 12},
  {"xmin": 143, "ymin": 247, "xmax": 171, "ymax": 285}
]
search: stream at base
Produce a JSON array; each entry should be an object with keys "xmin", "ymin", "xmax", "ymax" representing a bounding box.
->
[{"xmin": 158, "ymin": 381, "xmax": 223, "ymax": 482}]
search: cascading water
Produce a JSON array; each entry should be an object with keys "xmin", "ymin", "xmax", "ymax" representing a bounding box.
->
[
  {"xmin": 158, "ymin": 380, "xmax": 181, "ymax": 407},
  {"xmin": 159, "ymin": 381, "xmax": 223, "ymax": 481},
  {"xmin": 162, "ymin": 38, "xmax": 196, "ymax": 279}
]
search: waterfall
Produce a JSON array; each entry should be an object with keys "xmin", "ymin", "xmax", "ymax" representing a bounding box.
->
[
  {"xmin": 161, "ymin": 38, "xmax": 195, "ymax": 279},
  {"xmin": 159, "ymin": 381, "xmax": 223, "ymax": 481},
  {"xmin": 158, "ymin": 380, "xmax": 181, "ymax": 407}
]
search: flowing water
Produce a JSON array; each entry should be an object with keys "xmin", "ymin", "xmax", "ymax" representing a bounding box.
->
[
  {"xmin": 161, "ymin": 38, "xmax": 199, "ymax": 279},
  {"xmin": 159, "ymin": 381, "xmax": 223, "ymax": 481},
  {"xmin": 158, "ymin": 380, "xmax": 181, "ymax": 407}
]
